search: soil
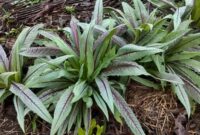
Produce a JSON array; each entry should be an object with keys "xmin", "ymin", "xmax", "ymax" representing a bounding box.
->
[{"xmin": 1, "ymin": 0, "xmax": 200, "ymax": 135}]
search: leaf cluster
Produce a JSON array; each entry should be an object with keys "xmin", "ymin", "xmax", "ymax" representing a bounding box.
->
[{"xmin": 1, "ymin": 0, "xmax": 200, "ymax": 135}]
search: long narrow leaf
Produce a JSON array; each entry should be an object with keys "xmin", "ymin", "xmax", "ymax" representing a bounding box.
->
[
  {"xmin": 112, "ymin": 89, "xmax": 145, "ymax": 135},
  {"xmin": 20, "ymin": 47, "xmax": 63, "ymax": 57},
  {"xmin": 10, "ymin": 83, "xmax": 52, "ymax": 123},
  {"xmin": 13, "ymin": 96, "xmax": 25, "ymax": 132},
  {"xmin": 51, "ymin": 86, "xmax": 74, "ymax": 135},
  {"xmin": 92, "ymin": 0, "xmax": 103, "ymax": 24},
  {"xmin": 0, "ymin": 46, "xmax": 9, "ymax": 71},
  {"xmin": 102, "ymin": 61, "xmax": 150, "ymax": 76},
  {"xmin": 95, "ymin": 77, "xmax": 114, "ymax": 113}
]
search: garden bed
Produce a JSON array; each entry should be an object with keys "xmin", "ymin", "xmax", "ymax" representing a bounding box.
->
[{"xmin": 1, "ymin": 0, "xmax": 200, "ymax": 135}]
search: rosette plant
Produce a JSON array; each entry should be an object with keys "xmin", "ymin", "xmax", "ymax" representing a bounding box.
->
[
  {"xmin": 0, "ymin": 24, "xmax": 53, "ymax": 133},
  {"xmin": 0, "ymin": 24, "xmax": 43, "ymax": 101},
  {"xmin": 107, "ymin": 0, "xmax": 200, "ymax": 117},
  {"xmin": 19, "ymin": 17, "xmax": 150, "ymax": 135},
  {"xmin": 20, "ymin": 17, "xmax": 151, "ymax": 135},
  {"xmin": 9, "ymin": 0, "xmax": 157, "ymax": 135}
]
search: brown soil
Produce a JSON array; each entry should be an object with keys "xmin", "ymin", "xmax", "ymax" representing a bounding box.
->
[
  {"xmin": 127, "ymin": 81, "xmax": 200, "ymax": 135},
  {"xmin": 1, "ymin": 0, "xmax": 200, "ymax": 135}
]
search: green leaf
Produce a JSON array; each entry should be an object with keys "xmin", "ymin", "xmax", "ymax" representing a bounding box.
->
[
  {"xmin": 167, "ymin": 51, "xmax": 200, "ymax": 62},
  {"xmin": 70, "ymin": 17, "xmax": 80, "ymax": 53},
  {"xmin": 0, "ymin": 72, "xmax": 17, "ymax": 87},
  {"xmin": 131, "ymin": 76, "xmax": 160, "ymax": 90},
  {"xmin": 169, "ymin": 33, "xmax": 200, "ymax": 53},
  {"xmin": 0, "ymin": 89, "xmax": 6, "ymax": 100},
  {"xmin": 11, "ymin": 27, "xmax": 31, "ymax": 81},
  {"xmin": 83, "ymin": 107, "xmax": 91, "ymax": 134},
  {"xmin": 112, "ymin": 88, "xmax": 145, "ymax": 135},
  {"xmin": 20, "ymin": 47, "xmax": 63, "ymax": 57},
  {"xmin": 117, "ymin": 44, "xmax": 163, "ymax": 61},
  {"xmin": 39, "ymin": 30, "xmax": 76, "ymax": 56},
  {"xmin": 191, "ymin": 0, "xmax": 200, "ymax": 27},
  {"xmin": 137, "ymin": 19, "xmax": 167, "ymax": 45},
  {"xmin": 182, "ymin": 77, "xmax": 200, "ymax": 104},
  {"xmin": 94, "ymin": 29, "xmax": 117, "ymax": 69},
  {"xmin": 24, "ymin": 24, "xmax": 44, "ymax": 48},
  {"xmin": 80, "ymin": 21, "xmax": 95, "ymax": 78},
  {"xmin": 72, "ymin": 81, "xmax": 88, "ymax": 103},
  {"xmin": 92, "ymin": 0, "xmax": 103, "ymax": 24},
  {"xmin": 57, "ymin": 118, "xmax": 68, "ymax": 135},
  {"xmin": 152, "ymin": 71, "xmax": 184, "ymax": 84},
  {"xmin": 10, "ymin": 83, "xmax": 52, "ymax": 123},
  {"xmin": 173, "ymin": 7, "xmax": 187, "ymax": 30},
  {"xmin": 133, "ymin": 0, "xmax": 149, "ymax": 23},
  {"xmin": 122, "ymin": 2, "xmax": 138, "ymax": 28},
  {"xmin": 95, "ymin": 77, "xmax": 114, "ymax": 113},
  {"xmin": 172, "ymin": 83, "xmax": 191, "ymax": 116},
  {"xmin": 67, "ymin": 103, "xmax": 80, "ymax": 132},
  {"xmin": 161, "ymin": 29, "xmax": 190, "ymax": 50},
  {"xmin": 93, "ymin": 91, "xmax": 109, "ymax": 120},
  {"xmin": 102, "ymin": 61, "xmax": 150, "ymax": 76},
  {"xmin": 92, "ymin": 46, "xmax": 116, "ymax": 80},
  {"xmin": 0, "ymin": 45, "xmax": 9, "ymax": 71},
  {"xmin": 13, "ymin": 96, "xmax": 25, "ymax": 132},
  {"xmin": 38, "ymin": 88, "xmax": 63, "ymax": 105},
  {"xmin": 93, "ymin": 25, "xmax": 127, "ymax": 47},
  {"xmin": 51, "ymin": 86, "xmax": 74, "ymax": 135},
  {"xmin": 169, "ymin": 66, "xmax": 191, "ymax": 116}
]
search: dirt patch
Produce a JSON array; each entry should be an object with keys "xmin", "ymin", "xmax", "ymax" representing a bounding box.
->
[
  {"xmin": 0, "ymin": 102, "xmax": 50, "ymax": 135},
  {"xmin": 126, "ymin": 82, "xmax": 184, "ymax": 135},
  {"xmin": 187, "ymin": 106, "xmax": 200, "ymax": 135}
]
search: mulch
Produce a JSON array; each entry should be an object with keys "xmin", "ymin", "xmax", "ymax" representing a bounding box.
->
[{"xmin": 1, "ymin": 0, "xmax": 200, "ymax": 135}]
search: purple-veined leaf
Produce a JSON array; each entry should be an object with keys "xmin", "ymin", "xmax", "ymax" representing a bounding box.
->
[
  {"xmin": 83, "ymin": 107, "xmax": 92, "ymax": 134},
  {"xmin": 38, "ymin": 88, "xmax": 64, "ymax": 105},
  {"xmin": 169, "ymin": 64, "xmax": 191, "ymax": 116},
  {"xmin": 80, "ymin": 21, "xmax": 95, "ymax": 78},
  {"xmin": 92, "ymin": 0, "xmax": 103, "ymax": 24},
  {"xmin": 20, "ymin": 47, "xmax": 63, "ymax": 57},
  {"xmin": 115, "ymin": 24, "xmax": 127, "ymax": 36},
  {"xmin": 67, "ymin": 103, "xmax": 80, "ymax": 132},
  {"xmin": 152, "ymin": 71, "xmax": 184, "ymax": 84},
  {"xmin": 102, "ymin": 61, "xmax": 150, "ymax": 76},
  {"xmin": 172, "ymin": 84, "xmax": 191, "ymax": 116},
  {"xmin": 70, "ymin": 17, "xmax": 80, "ymax": 53},
  {"xmin": 10, "ymin": 83, "xmax": 52, "ymax": 123},
  {"xmin": 39, "ymin": 30, "xmax": 77, "ymax": 56},
  {"xmin": 180, "ymin": 76, "xmax": 200, "ymax": 104},
  {"xmin": 94, "ymin": 29, "xmax": 116, "ymax": 68},
  {"xmin": 57, "ymin": 118, "xmax": 69, "ymax": 135},
  {"xmin": 94, "ymin": 25, "xmax": 127, "ymax": 47},
  {"xmin": 0, "ymin": 45, "xmax": 9, "ymax": 71},
  {"xmin": 51, "ymin": 86, "xmax": 74, "ymax": 135},
  {"xmin": 117, "ymin": 44, "xmax": 163, "ymax": 61},
  {"xmin": 95, "ymin": 77, "xmax": 114, "ymax": 113},
  {"xmin": 93, "ymin": 91, "xmax": 109, "ymax": 120},
  {"xmin": 122, "ymin": 2, "xmax": 138, "ymax": 28},
  {"xmin": 72, "ymin": 81, "xmax": 88, "ymax": 103},
  {"xmin": 13, "ymin": 96, "xmax": 25, "ymax": 132},
  {"xmin": 112, "ymin": 88, "xmax": 145, "ymax": 135},
  {"xmin": 133, "ymin": 0, "xmax": 149, "ymax": 23},
  {"xmin": 24, "ymin": 24, "xmax": 44, "ymax": 48}
]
